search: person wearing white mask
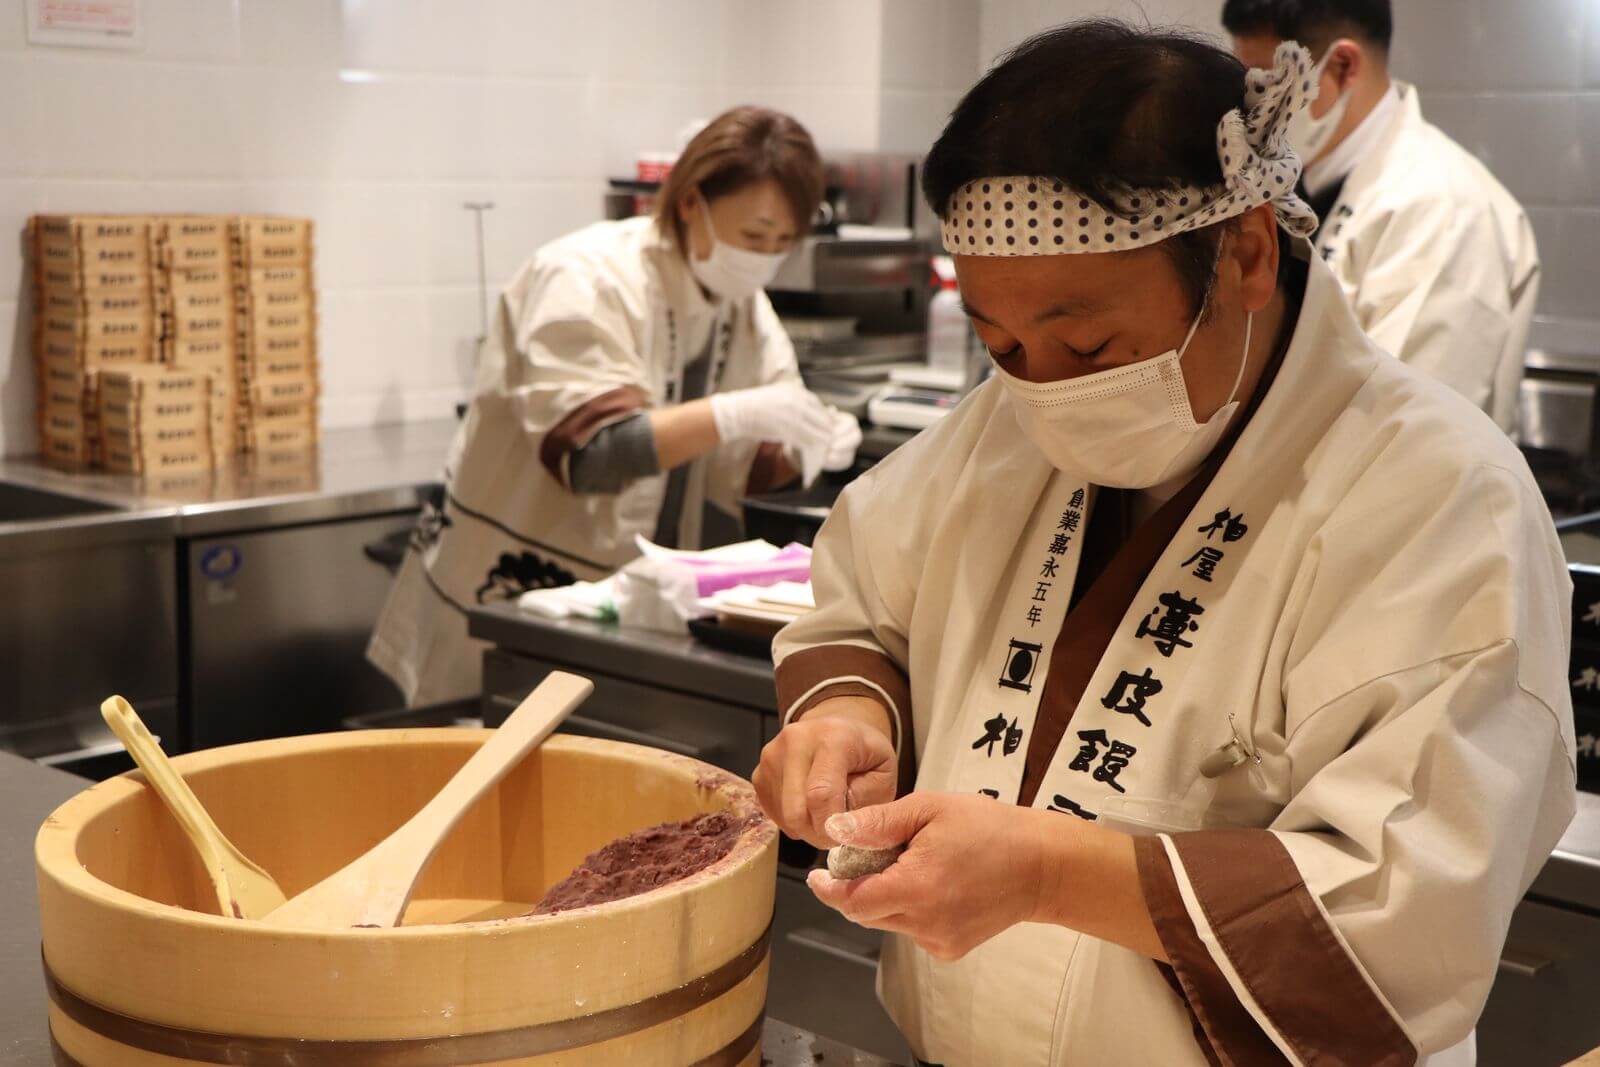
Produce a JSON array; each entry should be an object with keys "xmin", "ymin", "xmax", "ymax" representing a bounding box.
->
[
  {"xmin": 1226, "ymin": 0, "xmax": 1540, "ymax": 435},
  {"xmin": 370, "ymin": 106, "xmax": 860, "ymax": 707},
  {"xmin": 753, "ymin": 22, "xmax": 1574, "ymax": 1066}
]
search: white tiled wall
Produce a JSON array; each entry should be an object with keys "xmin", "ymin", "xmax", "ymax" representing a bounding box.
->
[
  {"xmin": 879, "ymin": 0, "xmax": 981, "ymax": 155},
  {"xmin": 21, "ymin": 1, "xmax": 1586, "ymax": 458},
  {"xmin": 0, "ymin": 0, "xmax": 912, "ymax": 456},
  {"xmin": 979, "ymin": 0, "xmax": 1225, "ymax": 66},
  {"xmin": 1390, "ymin": 0, "xmax": 1600, "ymax": 358}
]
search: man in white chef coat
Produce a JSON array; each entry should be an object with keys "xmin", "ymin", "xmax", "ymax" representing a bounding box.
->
[
  {"xmin": 1224, "ymin": 0, "xmax": 1540, "ymax": 435},
  {"xmin": 753, "ymin": 19, "xmax": 1576, "ymax": 1067}
]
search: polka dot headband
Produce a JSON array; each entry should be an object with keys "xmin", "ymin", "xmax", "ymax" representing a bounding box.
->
[{"xmin": 940, "ymin": 42, "xmax": 1320, "ymax": 256}]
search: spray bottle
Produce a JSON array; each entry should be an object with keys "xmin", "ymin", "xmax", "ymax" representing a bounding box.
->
[{"xmin": 926, "ymin": 255, "xmax": 971, "ymax": 377}]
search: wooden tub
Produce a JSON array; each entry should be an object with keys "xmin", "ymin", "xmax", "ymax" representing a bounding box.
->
[{"xmin": 35, "ymin": 730, "xmax": 777, "ymax": 1065}]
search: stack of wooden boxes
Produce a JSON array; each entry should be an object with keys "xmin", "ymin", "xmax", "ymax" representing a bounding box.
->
[
  {"xmin": 157, "ymin": 216, "xmax": 237, "ymax": 466},
  {"xmin": 232, "ymin": 217, "xmax": 318, "ymax": 458},
  {"xmin": 29, "ymin": 216, "xmax": 159, "ymax": 467},
  {"xmin": 97, "ymin": 364, "xmax": 212, "ymax": 476},
  {"xmin": 26, "ymin": 212, "xmax": 320, "ymax": 474}
]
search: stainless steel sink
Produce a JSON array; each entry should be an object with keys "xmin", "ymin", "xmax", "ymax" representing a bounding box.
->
[
  {"xmin": 0, "ymin": 482, "xmax": 118, "ymax": 523},
  {"xmin": 0, "ymin": 478, "xmax": 179, "ymax": 775}
]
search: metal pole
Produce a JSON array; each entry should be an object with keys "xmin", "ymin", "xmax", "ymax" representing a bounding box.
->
[{"xmin": 463, "ymin": 201, "xmax": 495, "ymax": 342}]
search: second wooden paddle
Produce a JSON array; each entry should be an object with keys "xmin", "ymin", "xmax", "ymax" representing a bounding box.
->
[
  {"xmin": 262, "ymin": 671, "xmax": 594, "ymax": 929},
  {"xmin": 101, "ymin": 695, "xmax": 287, "ymax": 919}
]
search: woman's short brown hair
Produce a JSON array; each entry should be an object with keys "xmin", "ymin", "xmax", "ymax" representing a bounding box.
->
[{"xmin": 654, "ymin": 106, "xmax": 825, "ymax": 249}]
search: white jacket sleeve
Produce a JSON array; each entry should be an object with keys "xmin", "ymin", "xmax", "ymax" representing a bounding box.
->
[
  {"xmin": 1137, "ymin": 460, "xmax": 1578, "ymax": 1063},
  {"xmin": 1345, "ymin": 197, "xmax": 1517, "ymax": 424},
  {"xmin": 770, "ymin": 454, "xmax": 920, "ymax": 754},
  {"xmin": 497, "ymin": 254, "xmax": 652, "ymax": 440},
  {"xmin": 770, "ymin": 388, "xmax": 997, "ymax": 755}
]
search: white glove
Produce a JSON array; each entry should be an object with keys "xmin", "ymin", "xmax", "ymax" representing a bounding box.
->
[
  {"xmin": 823, "ymin": 409, "xmax": 861, "ymax": 472},
  {"xmin": 710, "ymin": 382, "xmax": 834, "ymax": 453},
  {"xmin": 789, "ymin": 408, "xmax": 861, "ymax": 488}
]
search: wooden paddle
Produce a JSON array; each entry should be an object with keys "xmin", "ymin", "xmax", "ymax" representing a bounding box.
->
[
  {"xmin": 100, "ymin": 695, "xmax": 288, "ymax": 919},
  {"xmin": 262, "ymin": 671, "xmax": 594, "ymax": 929}
]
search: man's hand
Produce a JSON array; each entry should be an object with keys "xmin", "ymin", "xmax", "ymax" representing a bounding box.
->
[
  {"xmin": 805, "ymin": 793, "xmax": 1051, "ymax": 961},
  {"xmin": 752, "ymin": 697, "xmax": 897, "ymax": 848}
]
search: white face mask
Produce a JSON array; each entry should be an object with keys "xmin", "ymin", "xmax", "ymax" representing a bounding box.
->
[
  {"xmin": 1286, "ymin": 51, "xmax": 1350, "ymax": 164},
  {"xmin": 688, "ymin": 205, "xmax": 787, "ymax": 301},
  {"xmin": 997, "ymin": 305, "xmax": 1253, "ymax": 489}
]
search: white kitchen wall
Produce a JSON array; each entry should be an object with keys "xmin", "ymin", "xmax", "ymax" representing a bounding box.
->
[
  {"xmin": 18, "ymin": 2, "xmax": 1583, "ymax": 458},
  {"xmin": 1390, "ymin": 0, "xmax": 1600, "ymax": 360},
  {"xmin": 879, "ymin": 0, "xmax": 981, "ymax": 155},
  {"xmin": 979, "ymin": 0, "xmax": 1224, "ymax": 65},
  {"xmin": 978, "ymin": 0, "xmax": 1600, "ymax": 362},
  {"xmin": 0, "ymin": 0, "xmax": 938, "ymax": 456}
]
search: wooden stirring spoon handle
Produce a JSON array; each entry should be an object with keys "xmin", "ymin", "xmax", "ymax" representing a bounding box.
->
[
  {"xmin": 101, "ymin": 696, "xmax": 238, "ymax": 914},
  {"xmin": 263, "ymin": 670, "xmax": 594, "ymax": 929}
]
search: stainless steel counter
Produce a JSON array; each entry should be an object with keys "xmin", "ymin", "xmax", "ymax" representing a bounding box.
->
[
  {"xmin": 0, "ymin": 753, "xmax": 88, "ymax": 1066},
  {"xmin": 470, "ymin": 603, "xmax": 779, "ymax": 714},
  {"xmin": 1, "ymin": 419, "xmax": 457, "ymax": 767},
  {"xmin": 1530, "ymin": 790, "xmax": 1600, "ymax": 910},
  {"xmin": 0, "ymin": 418, "xmax": 456, "ymax": 538}
]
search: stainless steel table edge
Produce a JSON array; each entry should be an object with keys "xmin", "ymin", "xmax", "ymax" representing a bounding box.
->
[
  {"xmin": 468, "ymin": 605, "xmax": 779, "ymax": 713},
  {"xmin": 172, "ymin": 484, "xmax": 435, "ymax": 536},
  {"xmin": 0, "ymin": 507, "xmax": 178, "ymax": 558}
]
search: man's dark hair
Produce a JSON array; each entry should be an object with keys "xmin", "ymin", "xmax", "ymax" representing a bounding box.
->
[
  {"xmin": 924, "ymin": 19, "xmax": 1279, "ymax": 313},
  {"xmin": 1221, "ymin": 0, "xmax": 1392, "ymax": 54}
]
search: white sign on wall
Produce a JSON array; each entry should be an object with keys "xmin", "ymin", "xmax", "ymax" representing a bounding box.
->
[{"xmin": 26, "ymin": 0, "xmax": 142, "ymax": 50}]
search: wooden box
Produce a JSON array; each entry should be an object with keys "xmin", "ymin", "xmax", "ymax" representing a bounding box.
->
[
  {"xmin": 231, "ymin": 216, "xmax": 314, "ymax": 269},
  {"xmin": 98, "ymin": 365, "xmax": 210, "ymax": 411},
  {"xmin": 103, "ymin": 440, "xmax": 212, "ymax": 475},
  {"xmin": 247, "ymin": 375, "xmax": 318, "ymax": 408},
  {"xmin": 35, "ymin": 332, "xmax": 153, "ymax": 368},
  {"xmin": 37, "ymin": 311, "xmax": 156, "ymax": 346},
  {"xmin": 163, "ymin": 264, "xmax": 233, "ymax": 300},
  {"xmin": 240, "ymin": 303, "xmax": 316, "ymax": 338},
  {"xmin": 167, "ymin": 335, "xmax": 235, "ymax": 373},
  {"xmin": 157, "ymin": 216, "xmax": 232, "ymax": 272},
  {"xmin": 241, "ymin": 265, "xmax": 313, "ymax": 296},
  {"xmin": 102, "ymin": 421, "xmax": 211, "ymax": 462},
  {"xmin": 36, "ymin": 285, "xmax": 155, "ymax": 320},
  {"xmin": 40, "ymin": 430, "xmax": 96, "ymax": 468}
]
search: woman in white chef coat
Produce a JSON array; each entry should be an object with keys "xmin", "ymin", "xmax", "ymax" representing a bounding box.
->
[
  {"xmin": 370, "ymin": 106, "xmax": 860, "ymax": 708},
  {"xmin": 754, "ymin": 22, "xmax": 1576, "ymax": 1067}
]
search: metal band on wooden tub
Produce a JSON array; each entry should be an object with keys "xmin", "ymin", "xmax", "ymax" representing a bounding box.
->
[{"xmin": 43, "ymin": 921, "xmax": 771, "ymax": 1066}]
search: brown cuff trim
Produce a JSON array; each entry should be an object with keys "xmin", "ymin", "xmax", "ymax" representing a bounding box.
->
[
  {"xmin": 1168, "ymin": 830, "xmax": 1417, "ymax": 1067},
  {"xmin": 1153, "ymin": 962, "xmax": 1224, "ymax": 1067},
  {"xmin": 746, "ymin": 441, "xmax": 798, "ymax": 496},
  {"xmin": 1135, "ymin": 835, "xmax": 1278, "ymax": 1066},
  {"xmin": 538, "ymin": 386, "xmax": 651, "ymax": 488},
  {"xmin": 775, "ymin": 644, "xmax": 913, "ymax": 792}
]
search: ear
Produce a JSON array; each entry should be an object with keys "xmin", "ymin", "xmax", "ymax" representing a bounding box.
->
[
  {"xmin": 1231, "ymin": 205, "xmax": 1280, "ymax": 314},
  {"xmin": 1327, "ymin": 38, "xmax": 1363, "ymax": 87},
  {"xmin": 676, "ymin": 190, "xmax": 702, "ymax": 226}
]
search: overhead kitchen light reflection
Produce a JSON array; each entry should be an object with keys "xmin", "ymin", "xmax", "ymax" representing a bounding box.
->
[{"xmin": 338, "ymin": 68, "xmax": 381, "ymax": 84}]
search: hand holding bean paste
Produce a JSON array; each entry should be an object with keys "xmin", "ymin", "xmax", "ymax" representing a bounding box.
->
[{"xmin": 531, "ymin": 811, "xmax": 761, "ymax": 915}]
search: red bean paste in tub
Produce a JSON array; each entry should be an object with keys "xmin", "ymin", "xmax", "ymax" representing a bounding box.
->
[{"xmin": 530, "ymin": 811, "xmax": 761, "ymax": 915}]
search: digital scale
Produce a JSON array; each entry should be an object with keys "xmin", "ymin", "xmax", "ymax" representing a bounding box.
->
[{"xmin": 864, "ymin": 366, "xmax": 972, "ymax": 430}]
